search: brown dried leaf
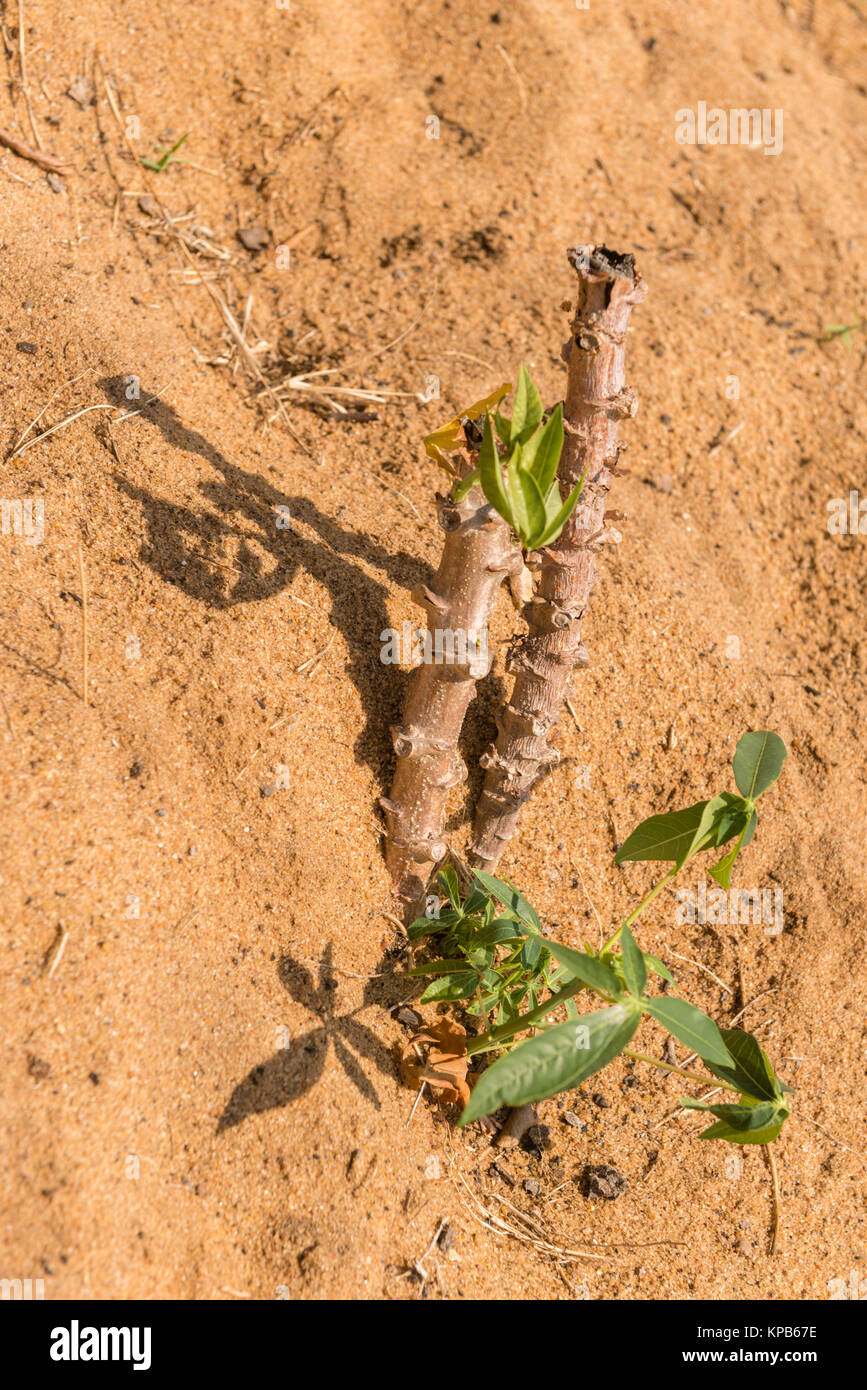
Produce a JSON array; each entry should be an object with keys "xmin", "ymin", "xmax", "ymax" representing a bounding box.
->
[{"xmin": 400, "ymin": 1019, "xmax": 474, "ymax": 1107}]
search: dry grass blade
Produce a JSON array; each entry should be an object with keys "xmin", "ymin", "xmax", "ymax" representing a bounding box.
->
[
  {"xmin": 9, "ymin": 367, "xmax": 94, "ymax": 456},
  {"xmin": 9, "ymin": 403, "xmax": 116, "ymax": 460},
  {"xmin": 77, "ymin": 542, "xmax": 89, "ymax": 705},
  {"xmin": 449, "ymin": 1162, "xmax": 625, "ymax": 1265},
  {"xmin": 17, "ymin": 0, "xmax": 43, "ymax": 151},
  {"xmin": 295, "ymin": 632, "xmax": 336, "ymax": 676}
]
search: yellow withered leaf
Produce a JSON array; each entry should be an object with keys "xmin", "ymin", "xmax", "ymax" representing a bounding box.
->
[{"xmin": 423, "ymin": 382, "xmax": 512, "ymax": 474}]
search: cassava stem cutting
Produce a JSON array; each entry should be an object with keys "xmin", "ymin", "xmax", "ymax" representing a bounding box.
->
[
  {"xmin": 381, "ymin": 389, "xmax": 523, "ymax": 909},
  {"xmin": 470, "ymin": 245, "xmax": 646, "ymax": 870}
]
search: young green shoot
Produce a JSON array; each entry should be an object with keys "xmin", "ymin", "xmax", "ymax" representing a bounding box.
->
[
  {"xmin": 405, "ymin": 731, "xmax": 791, "ymax": 1151},
  {"xmin": 444, "ymin": 365, "xmax": 582, "ymax": 552},
  {"xmin": 141, "ymin": 133, "xmax": 190, "ymax": 173}
]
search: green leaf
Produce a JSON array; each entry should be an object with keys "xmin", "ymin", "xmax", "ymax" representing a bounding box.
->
[
  {"xmin": 536, "ymin": 939, "xmax": 623, "ymax": 997},
  {"xmin": 520, "ymin": 404, "xmax": 564, "ymax": 495},
  {"xmin": 458, "ymin": 1001, "xmax": 641, "ymax": 1124},
  {"xmin": 405, "ymin": 957, "xmax": 469, "ymax": 977},
  {"xmin": 406, "ymin": 918, "xmax": 444, "ymax": 941},
  {"xmin": 681, "ymin": 1099, "xmax": 788, "ymax": 1146},
  {"xmin": 533, "ymin": 476, "xmax": 585, "ymax": 549},
  {"xmin": 620, "ymin": 924, "xmax": 647, "ymax": 997},
  {"xmin": 420, "ymin": 971, "xmax": 479, "ymax": 1003},
  {"xmin": 506, "ymin": 452, "xmax": 532, "ymax": 539},
  {"xmin": 702, "ymin": 1028, "xmax": 782, "ymax": 1103},
  {"xmin": 519, "ymin": 935, "xmax": 542, "ymax": 970},
  {"xmin": 732, "ymin": 731, "xmax": 787, "ymax": 799},
  {"xmin": 437, "ymin": 866, "xmax": 461, "ymax": 910},
  {"xmin": 472, "ymin": 918, "xmax": 528, "ymax": 946},
  {"xmin": 644, "ymin": 996, "xmax": 732, "ymax": 1067},
  {"xmin": 493, "ymin": 410, "xmax": 512, "ymax": 445},
  {"xmin": 696, "ymin": 1114, "xmax": 787, "ymax": 1145},
  {"xmin": 512, "ymin": 464, "xmax": 548, "ymax": 547},
  {"xmin": 406, "ymin": 907, "xmax": 461, "ymax": 940},
  {"xmin": 462, "ymin": 889, "xmax": 490, "ymax": 916},
  {"xmin": 141, "ymin": 132, "xmax": 189, "ymax": 172},
  {"xmin": 467, "ymin": 945, "xmax": 495, "ymax": 971},
  {"xmin": 681, "ymin": 794, "xmax": 733, "ymax": 867},
  {"xmin": 708, "ymin": 792, "xmax": 751, "ymax": 846},
  {"xmin": 615, "ymin": 800, "xmax": 711, "ymax": 866},
  {"xmin": 708, "ymin": 811, "xmax": 757, "ymax": 889},
  {"xmin": 510, "ymin": 364, "xmax": 543, "ymax": 445},
  {"xmin": 642, "ymin": 952, "xmax": 674, "ymax": 985},
  {"xmin": 471, "ymin": 871, "xmax": 541, "ymax": 932},
  {"xmin": 477, "ymin": 412, "xmax": 513, "ymax": 528}
]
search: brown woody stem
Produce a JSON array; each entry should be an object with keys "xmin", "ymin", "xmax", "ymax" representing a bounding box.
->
[
  {"xmin": 382, "ymin": 482, "xmax": 522, "ymax": 911},
  {"xmin": 470, "ymin": 246, "xmax": 647, "ymax": 871}
]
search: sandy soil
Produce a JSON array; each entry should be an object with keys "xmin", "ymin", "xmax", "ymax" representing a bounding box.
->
[{"xmin": 1, "ymin": 0, "xmax": 865, "ymax": 1300}]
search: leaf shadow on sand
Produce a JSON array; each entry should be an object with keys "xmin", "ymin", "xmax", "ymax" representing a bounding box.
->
[{"xmin": 217, "ymin": 942, "xmax": 406, "ymax": 1131}]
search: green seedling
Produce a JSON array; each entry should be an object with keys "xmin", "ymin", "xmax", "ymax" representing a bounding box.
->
[
  {"xmin": 140, "ymin": 133, "xmax": 189, "ymax": 173},
  {"xmin": 824, "ymin": 307, "xmax": 863, "ymax": 353},
  {"xmin": 423, "ymin": 366, "xmax": 582, "ymax": 552},
  {"xmin": 453, "ymin": 365, "xmax": 581, "ymax": 550},
  {"xmin": 406, "ymin": 730, "xmax": 791, "ymax": 1150}
]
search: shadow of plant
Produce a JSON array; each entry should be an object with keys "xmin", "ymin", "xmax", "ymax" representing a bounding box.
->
[
  {"xmin": 102, "ymin": 377, "xmax": 427, "ymax": 780},
  {"xmin": 217, "ymin": 942, "xmax": 403, "ymax": 1130}
]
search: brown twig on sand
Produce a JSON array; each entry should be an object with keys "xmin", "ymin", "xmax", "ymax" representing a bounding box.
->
[
  {"xmin": 0, "ymin": 125, "xmax": 70, "ymax": 173},
  {"xmin": 0, "ymin": 687, "xmax": 15, "ymax": 739},
  {"xmin": 17, "ymin": 0, "xmax": 43, "ymax": 150},
  {"xmin": 381, "ymin": 475, "xmax": 522, "ymax": 910},
  {"xmin": 763, "ymin": 1142, "xmax": 782, "ymax": 1256},
  {"xmin": 77, "ymin": 542, "xmax": 88, "ymax": 705},
  {"xmin": 470, "ymin": 246, "xmax": 646, "ymax": 871},
  {"xmin": 494, "ymin": 1101, "xmax": 538, "ymax": 1149}
]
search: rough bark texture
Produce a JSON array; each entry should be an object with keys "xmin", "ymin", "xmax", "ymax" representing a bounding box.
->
[
  {"xmin": 382, "ymin": 483, "xmax": 522, "ymax": 910},
  {"xmin": 470, "ymin": 246, "xmax": 646, "ymax": 870}
]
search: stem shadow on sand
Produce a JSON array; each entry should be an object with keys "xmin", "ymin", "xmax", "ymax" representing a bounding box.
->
[{"xmin": 102, "ymin": 377, "xmax": 427, "ymax": 782}]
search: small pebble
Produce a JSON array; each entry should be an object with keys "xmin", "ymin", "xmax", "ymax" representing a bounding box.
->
[
  {"xmin": 237, "ymin": 226, "xmax": 269, "ymax": 252},
  {"xmin": 437, "ymin": 1222, "xmax": 455, "ymax": 1253},
  {"xmin": 521, "ymin": 1123, "xmax": 551, "ymax": 1153},
  {"xmin": 582, "ymin": 1163, "xmax": 627, "ymax": 1201},
  {"xmin": 66, "ymin": 75, "xmax": 93, "ymax": 108},
  {"xmin": 395, "ymin": 1007, "xmax": 423, "ymax": 1028}
]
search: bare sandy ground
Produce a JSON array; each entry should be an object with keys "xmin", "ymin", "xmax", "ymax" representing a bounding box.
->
[{"xmin": 1, "ymin": 0, "xmax": 865, "ymax": 1298}]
